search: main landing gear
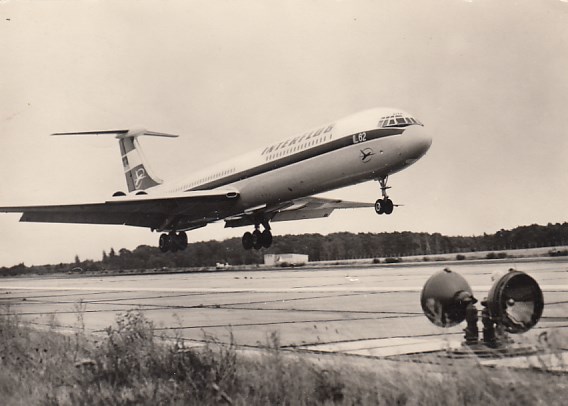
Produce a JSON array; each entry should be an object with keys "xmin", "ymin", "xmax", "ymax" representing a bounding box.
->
[
  {"xmin": 159, "ymin": 231, "xmax": 188, "ymax": 253},
  {"xmin": 375, "ymin": 176, "xmax": 395, "ymax": 215},
  {"xmin": 242, "ymin": 223, "xmax": 273, "ymax": 250}
]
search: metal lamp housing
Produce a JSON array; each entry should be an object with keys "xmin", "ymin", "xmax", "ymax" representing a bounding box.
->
[
  {"xmin": 486, "ymin": 270, "xmax": 544, "ymax": 334},
  {"xmin": 421, "ymin": 268, "xmax": 475, "ymax": 327}
]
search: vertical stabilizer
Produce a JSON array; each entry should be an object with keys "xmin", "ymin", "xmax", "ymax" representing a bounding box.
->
[{"xmin": 52, "ymin": 128, "xmax": 179, "ymax": 193}]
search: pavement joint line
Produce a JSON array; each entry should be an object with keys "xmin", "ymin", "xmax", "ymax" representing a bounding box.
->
[{"xmin": 1, "ymin": 285, "xmax": 567, "ymax": 292}]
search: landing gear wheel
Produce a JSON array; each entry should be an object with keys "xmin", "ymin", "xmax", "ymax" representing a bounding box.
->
[
  {"xmin": 167, "ymin": 232, "xmax": 180, "ymax": 253},
  {"xmin": 242, "ymin": 232, "xmax": 253, "ymax": 250},
  {"xmin": 176, "ymin": 232, "xmax": 188, "ymax": 251},
  {"xmin": 383, "ymin": 199, "xmax": 394, "ymax": 215},
  {"xmin": 375, "ymin": 199, "xmax": 385, "ymax": 215},
  {"xmin": 252, "ymin": 229, "xmax": 263, "ymax": 250},
  {"xmin": 261, "ymin": 229, "xmax": 273, "ymax": 248},
  {"xmin": 159, "ymin": 233, "xmax": 170, "ymax": 252}
]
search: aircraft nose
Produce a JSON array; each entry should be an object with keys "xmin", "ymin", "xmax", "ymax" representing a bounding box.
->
[{"xmin": 403, "ymin": 125, "xmax": 432, "ymax": 159}]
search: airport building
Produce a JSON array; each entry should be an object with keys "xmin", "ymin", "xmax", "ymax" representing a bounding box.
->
[{"xmin": 264, "ymin": 253, "xmax": 308, "ymax": 266}]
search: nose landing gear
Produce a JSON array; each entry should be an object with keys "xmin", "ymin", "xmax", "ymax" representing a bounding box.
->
[{"xmin": 375, "ymin": 176, "xmax": 394, "ymax": 215}]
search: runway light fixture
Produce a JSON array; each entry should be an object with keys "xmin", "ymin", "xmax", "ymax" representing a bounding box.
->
[
  {"xmin": 420, "ymin": 268, "xmax": 476, "ymax": 328},
  {"xmin": 421, "ymin": 268, "xmax": 544, "ymax": 348},
  {"xmin": 486, "ymin": 269, "xmax": 544, "ymax": 334}
]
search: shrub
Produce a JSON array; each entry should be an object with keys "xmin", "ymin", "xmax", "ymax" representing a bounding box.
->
[
  {"xmin": 384, "ymin": 257, "xmax": 402, "ymax": 264},
  {"xmin": 549, "ymin": 249, "xmax": 568, "ymax": 257},
  {"xmin": 278, "ymin": 262, "xmax": 305, "ymax": 267},
  {"xmin": 486, "ymin": 252, "xmax": 508, "ymax": 259},
  {"xmin": 456, "ymin": 254, "xmax": 466, "ymax": 261}
]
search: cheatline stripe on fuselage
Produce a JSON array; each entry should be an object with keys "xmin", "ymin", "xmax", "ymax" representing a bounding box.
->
[{"xmin": 188, "ymin": 127, "xmax": 405, "ymax": 192}]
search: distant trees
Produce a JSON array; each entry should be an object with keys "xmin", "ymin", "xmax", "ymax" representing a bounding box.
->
[
  {"xmin": 2, "ymin": 223, "xmax": 568, "ymax": 275},
  {"xmin": 80, "ymin": 222, "xmax": 568, "ymax": 269}
]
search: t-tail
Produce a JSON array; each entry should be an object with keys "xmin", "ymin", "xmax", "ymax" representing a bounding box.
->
[{"xmin": 51, "ymin": 128, "xmax": 178, "ymax": 192}]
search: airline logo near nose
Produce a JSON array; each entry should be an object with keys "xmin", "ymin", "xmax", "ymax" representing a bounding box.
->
[{"xmin": 360, "ymin": 148, "xmax": 375, "ymax": 163}]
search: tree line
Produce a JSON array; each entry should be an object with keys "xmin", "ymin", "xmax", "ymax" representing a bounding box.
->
[{"xmin": 2, "ymin": 222, "xmax": 568, "ymax": 276}]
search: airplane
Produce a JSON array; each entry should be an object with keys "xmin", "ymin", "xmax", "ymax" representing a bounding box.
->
[{"xmin": 0, "ymin": 107, "xmax": 432, "ymax": 253}]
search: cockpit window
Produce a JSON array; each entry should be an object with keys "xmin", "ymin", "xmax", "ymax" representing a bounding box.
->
[{"xmin": 378, "ymin": 113, "xmax": 423, "ymax": 128}]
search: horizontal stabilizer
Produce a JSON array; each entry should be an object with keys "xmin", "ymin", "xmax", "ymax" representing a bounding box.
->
[
  {"xmin": 51, "ymin": 128, "xmax": 179, "ymax": 192},
  {"xmin": 51, "ymin": 128, "xmax": 179, "ymax": 139}
]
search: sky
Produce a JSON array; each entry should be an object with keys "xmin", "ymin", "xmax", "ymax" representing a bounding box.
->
[{"xmin": 1, "ymin": 0, "xmax": 567, "ymax": 267}]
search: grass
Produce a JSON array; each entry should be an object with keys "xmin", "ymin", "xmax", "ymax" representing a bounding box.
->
[{"xmin": 0, "ymin": 307, "xmax": 566, "ymax": 405}]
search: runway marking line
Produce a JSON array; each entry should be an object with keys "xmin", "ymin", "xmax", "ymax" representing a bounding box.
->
[{"xmin": 299, "ymin": 337, "xmax": 463, "ymax": 357}]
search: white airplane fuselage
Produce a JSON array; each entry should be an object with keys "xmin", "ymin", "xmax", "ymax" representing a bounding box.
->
[{"xmin": 156, "ymin": 107, "xmax": 431, "ymax": 219}]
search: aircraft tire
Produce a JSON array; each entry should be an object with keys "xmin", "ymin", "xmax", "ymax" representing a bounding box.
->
[
  {"xmin": 159, "ymin": 233, "xmax": 170, "ymax": 253},
  {"xmin": 167, "ymin": 232, "xmax": 180, "ymax": 253},
  {"xmin": 252, "ymin": 229, "xmax": 263, "ymax": 250},
  {"xmin": 374, "ymin": 199, "xmax": 385, "ymax": 215},
  {"xmin": 261, "ymin": 229, "xmax": 273, "ymax": 248},
  {"xmin": 383, "ymin": 199, "xmax": 394, "ymax": 215},
  {"xmin": 177, "ymin": 232, "xmax": 188, "ymax": 250},
  {"xmin": 242, "ymin": 232, "xmax": 253, "ymax": 250}
]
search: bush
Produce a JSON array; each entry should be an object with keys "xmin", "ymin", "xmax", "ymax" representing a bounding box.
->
[
  {"xmin": 384, "ymin": 257, "xmax": 402, "ymax": 264},
  {"xmin": 73, "ymin": 311, "xmax": 241, "ymax": 404},
  {"xmin": 279, "ymin": 262, "xmax": 305, "ymax": 267},
  {"xmin": 549, "ymin": 249, "xmax": 568, "ymax": 257},
  {"xmin": 486, "ymin": 252, "xmax": 507, "ymax": 259},
  {"xmin": 456, "ymin": 254, "xmax": 466, "ymax": 261}
]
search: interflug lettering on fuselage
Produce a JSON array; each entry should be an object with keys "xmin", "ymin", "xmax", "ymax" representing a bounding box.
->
[{"xmin": 261, "ymin": 123, "xmax": 335, "ymax": 155}]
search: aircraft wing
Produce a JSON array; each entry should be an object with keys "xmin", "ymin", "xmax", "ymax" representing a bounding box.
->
[
  {"xmin": 271, "ymin": 197, "xmax": 373, "ymax": 222},
  {"xmin": 0, "ymin": 190, "xmax": 240, "ymax": 232},
  {"xmin": 224, "ymin": 196, "xmax": 373, "ymax": 227}
]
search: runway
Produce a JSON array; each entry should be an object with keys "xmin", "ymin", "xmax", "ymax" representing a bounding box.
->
[{"xmin": 1, "ymin": 258, "xmax": 567, "ymax": 360}]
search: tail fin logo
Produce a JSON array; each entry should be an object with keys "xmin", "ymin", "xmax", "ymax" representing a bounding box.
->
[{"xmin": 134, "ymin": 168, "xmax": 147, "ymax": 189}]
